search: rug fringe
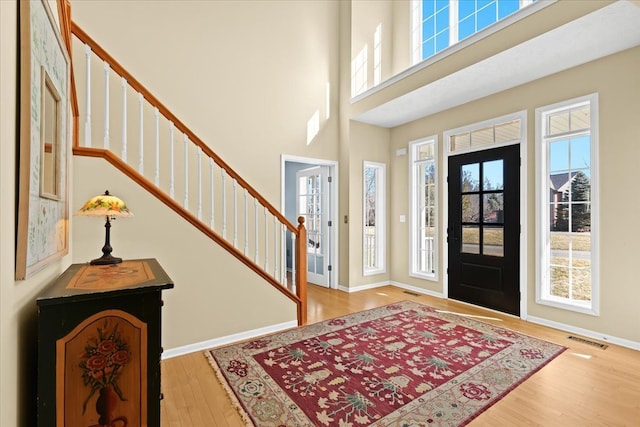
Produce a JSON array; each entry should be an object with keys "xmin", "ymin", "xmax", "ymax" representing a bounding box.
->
[{"xmin": 204, "ymin": 350, "xmax": 255, "ymax": 427}]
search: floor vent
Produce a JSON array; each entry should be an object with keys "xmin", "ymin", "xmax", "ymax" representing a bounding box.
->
[
  {"xmin": 403, "ymin": 290, "xmax": 420, "ymax": 297},
  {"xmin": 568, "ymin": 335, "xmax": 608, "ymax": 349}
]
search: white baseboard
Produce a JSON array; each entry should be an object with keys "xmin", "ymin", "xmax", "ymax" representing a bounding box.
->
[
  {"xmin": 527, "ymin": 315, "xmax": 640, "ymax": 351},
  {"xmin": 162, "ymin": 320, "xmax": 298, "ymax": 359},
  {"xmin": 337, "ymin": 280, "xmax": 389, "ymax": 293},
  {"xmin": 337, "ymin": 280, "xmax": 444, "ymax": 298},
  {"xmin": 164, "ymin": 288, "xmax": 638, "ymax": 359},
  {"xmin": 389, "ymin": 281, "xmax": 444, "ymax": 299}
]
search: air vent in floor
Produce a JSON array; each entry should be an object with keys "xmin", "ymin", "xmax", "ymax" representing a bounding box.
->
[
  {"xmin": 403, "ymin": 290, "xmax": 420, "ymax": 297},
  {"xmin": 568, "ymin": 335, "xmax": 608, "ymax": 349}
]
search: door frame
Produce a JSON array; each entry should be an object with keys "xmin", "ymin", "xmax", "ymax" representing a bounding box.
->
[
  {"xmin": 281, "ymin": 155, "xmax": 339, "ymax": 290},
  {"xmin": 442, "ymin": 111, "xmax": 528, "ymax": 319}
]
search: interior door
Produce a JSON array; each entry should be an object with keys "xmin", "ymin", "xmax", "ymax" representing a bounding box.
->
[
  {"xmin": 296, "ymin": 166, "xmax": 330, "ymax": 287},
  {"xmin": 448, "ymin": 144, "xmax": 520, "ymax": 315}
]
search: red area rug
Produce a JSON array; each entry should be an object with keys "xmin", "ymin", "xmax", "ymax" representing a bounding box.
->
[{"xmin": 206, "ymin": 301, "xmax": 565, "ymax": 426}]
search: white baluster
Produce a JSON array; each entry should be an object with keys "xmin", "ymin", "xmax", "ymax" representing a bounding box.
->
[
  {"xmin": 209, "ymin": 158, "xmax": 215, "ymax": 229},
  {"xmin": 154, "ymin": 108, "xmax": 160, "ymax": 185},
  {"xmin": 169, "ymin": 122, "xmax": 174, "ymax": 198},
  {"xmin": 221, "ymin": 169, "xmax": 227, "ymax": 239},
  {"xmin": 233, "ymin": 179, "xmax": 238, "ymax": 248},
  {"xmin": 254, "ymin": 199, "xmax": 259, "ymax": 263},
  {"xmin": 84, "ymin": 44, "xmax": 91, "ymax": 147},
  {"xmin": 183, "ymin": 134, "xmax": 189, "ymax": 209},
  {"xmin": 264, "ymin": 209, "xmax": 268, "ymax": 273},
  {"xmin": 197, "ymin": 146, "xmax": 202, "ymax": 220},
  {"xmin": 138, "ymin": 92, "xmax": 144, "ymax": 173},
  {"xmin": 244, "ymin": 189, "xmax": 249, "ymax": 256},
  {"xmin": 281, "ymin": 226, "xmax": 286, "ymax": 284},
  {"xmin": 103, "ymin": 61, "xmax": 110, "ymax": 149},
  {"xmin": 121, "ymin": 77, "xmax": 127, "ymax": 161},
  {"xmin": 274, "ymin": 216, "xmax": 278, "ymax": 279},
  {"xmin": 291, "ymin": 232, "xmax": 297, "ymax": 291}
]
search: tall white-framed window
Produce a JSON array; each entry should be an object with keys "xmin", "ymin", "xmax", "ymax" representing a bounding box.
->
[
  {"xmin": 535, "ymin": 93, "xmax": 599, "ymax": 315},
  {"xmin": 411, "ymin": 0, "xmax": 536, "ymax": 65},
  {"xmin": 410, "ymin": 137, "xmax": 438, "ymax": 279},
  {"xmin": 363, "ymin": 161, "xmax": 386, "ymax": 275}
]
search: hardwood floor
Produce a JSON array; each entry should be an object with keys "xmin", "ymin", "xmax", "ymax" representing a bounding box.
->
[{"xmin": 160, "ymin": 284, "xmax": 640, "ymax": 426}]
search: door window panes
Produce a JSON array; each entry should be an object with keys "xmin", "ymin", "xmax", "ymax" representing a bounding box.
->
[
  {"xmin": 483, "ymin": 160, "xmax": 504, "ymax": 190},
  {"xmin": 483, "ymin": 227, "xmax": 504, "ymax": 257},
  {"xmin": 459, "ymin": 158, "xmax": 505, "ymax": 257},
  {"xmin": 462, "ymin": 225, "xmax": 480, "ymax": 254}
]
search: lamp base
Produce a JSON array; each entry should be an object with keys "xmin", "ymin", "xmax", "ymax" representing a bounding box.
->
[{"xmin": 90, "ymin": 254, "xmax": 123, "ymax": 265}]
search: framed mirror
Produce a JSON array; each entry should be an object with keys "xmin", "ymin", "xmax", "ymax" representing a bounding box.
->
[{"xmin": 41, "ymin": 69, "xmax": 62, "ymax": 200}]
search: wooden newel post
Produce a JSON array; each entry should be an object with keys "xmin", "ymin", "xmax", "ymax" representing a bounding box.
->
[{"xmin": 296, "ymin": 216, "xmax": 307, "ymax": 326}]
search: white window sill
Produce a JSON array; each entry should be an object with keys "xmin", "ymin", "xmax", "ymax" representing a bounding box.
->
[
  {"xmin": 410, "ymin": 272, "xmax": 438, "ymax": 282},
  {"xmin": 536, "ymin": 296, "xmax": 599, "ymax": 316}
]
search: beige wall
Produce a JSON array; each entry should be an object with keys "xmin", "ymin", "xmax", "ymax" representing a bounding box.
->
[
  {"xmin": 69, "ymin": 0, "xmax": 342, "ymax": 338},
  {"xmin": 389, "ymin": 46, "xmax": 640, "ymax": 343},
  {"xmin": 72, "ymin": 157, "xmax": 296, "ymax": 349},
  {"xmin": 351, "ymin": 0, "xmax": 394, "ymax": 90},
  {"xmin": 72, "ymin": 0, "xmax": 341, "ymax": 203},
  {"xmin": 346, "ymin": 121, "xmax": 391, "ymax": 287},
  {"xmin": 391, "ymin": 0, "xmax": 411, "ymax": 77}
]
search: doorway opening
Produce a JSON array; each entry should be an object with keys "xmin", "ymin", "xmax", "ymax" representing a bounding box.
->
[
  {"xmin": 282, "ymin": 155, "xmax": 338, "ymax": 289},
  {"xmin": 443, "ymin": 111, "xmax": 528, "ymax": 318}
]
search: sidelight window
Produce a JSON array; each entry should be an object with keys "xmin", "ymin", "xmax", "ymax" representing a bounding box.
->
[
  {"xmin": 410, "ymin": 137, "xmax": 438, "ymax": 279},
  {"xmin": 363, "ymin": 161, "xmax": 386, "ymax": 275},
  {"xmin": 536, "ymin": 94, "xmax": 599, "ymax": 315}
]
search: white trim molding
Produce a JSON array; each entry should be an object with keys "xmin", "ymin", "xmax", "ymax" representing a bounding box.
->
[
  {"xmin": 162, "ymin": 320, "xmax": 298, "ymax": 359},
  {"xmin": 363, "ymin": 160, "xmax": 386, "ymax": 276},
  {"xmin": 409, "ymin": 135, "xmax": 439, "ymax": 282},
  {"xmin": 442, "ymin": 110, "xmax": 528, "ymax": 319},
  {"xmin": 281, "ymin": 154, "xmax": 340, "ymax": 289},
  {"xmin": 527, "ymin": 315, "xmax": 640, "ymax": 351}
]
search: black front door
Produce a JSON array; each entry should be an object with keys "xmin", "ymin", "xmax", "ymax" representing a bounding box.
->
[{"xmin": 448, "ymin": 145, "xmax": 520, "ymax": 315}]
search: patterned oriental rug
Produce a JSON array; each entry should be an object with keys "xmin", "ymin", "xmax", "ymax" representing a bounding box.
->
[{"xmin": 206, "ymin": 301, "xmax": 565, "ymax": 426}]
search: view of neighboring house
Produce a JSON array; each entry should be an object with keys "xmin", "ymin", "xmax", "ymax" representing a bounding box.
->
[{"xmin": 549, "ymin": 171, "xmax": 578, "ymax": 230}]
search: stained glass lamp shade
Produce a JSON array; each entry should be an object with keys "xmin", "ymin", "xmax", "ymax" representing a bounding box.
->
[{"xmin": 76, "ymin": 190, "xmax": 133, "ymax": 265}]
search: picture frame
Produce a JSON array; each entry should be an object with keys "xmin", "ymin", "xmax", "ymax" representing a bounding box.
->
[{"xmin": 16, "ymin": 0, "xmax": 71, "ymax": 280}]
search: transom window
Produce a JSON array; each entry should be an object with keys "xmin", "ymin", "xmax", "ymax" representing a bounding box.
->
[
  {"xmin": 448, "ymin": 118, "xmax": 521, "ymax": 153},
  {"xmin": 411, "ymin": 0, "xmax": 536, "ymax": 64},
  {"xmin": 536, "ymin": 94, "xmax": 599, "ymax": 315},
  {"xmin": 410, "ymin": 137, "xmax": 438, "ymax": 279}
]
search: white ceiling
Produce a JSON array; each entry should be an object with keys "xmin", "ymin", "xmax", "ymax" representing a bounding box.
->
[{"xmin": 353, "ymin": 1, "xmax": 640, "ymax": 128}]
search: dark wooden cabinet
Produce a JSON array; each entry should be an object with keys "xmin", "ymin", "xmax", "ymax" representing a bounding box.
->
[{"xmin": 36, "ymin": 258, "xmax": 173, "ymax": 427}]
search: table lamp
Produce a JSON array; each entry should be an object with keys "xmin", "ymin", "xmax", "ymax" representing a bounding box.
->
[{"xmin": 76, "ymin": 190, "xmax": 134, "ymax": 265}]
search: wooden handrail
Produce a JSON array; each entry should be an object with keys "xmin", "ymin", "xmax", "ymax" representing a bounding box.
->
[
  {"xmin": 74, "ymin": 147, "xmax": 304, "ymax": 310},
  {"xmin": 71, "ymin": 22, "xmax": 296, "ymax": 233},
  {"xmin": 56, "ymin": 0, "xmax": 80, "ymax": 147}
]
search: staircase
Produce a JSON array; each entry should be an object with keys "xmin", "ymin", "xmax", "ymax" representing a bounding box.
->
[{"xmin": 62, "ymin": 17, "xmax": 307, "ymax": 325}]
